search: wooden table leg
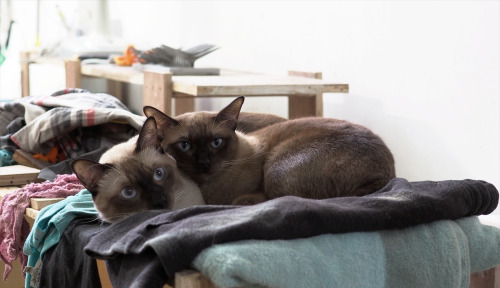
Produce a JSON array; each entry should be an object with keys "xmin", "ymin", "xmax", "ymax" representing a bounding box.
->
[
  {"xmin": 174, "ymin": 97, "xmax": 195, "ymax": 116},
  {"xmin": 143, "ymin": 71, "xmax": 173, "ymax": 115},
  {"xmin": 65, "ymin": 59, "xmax": 82, "ymax": 88},
  {"xmin": 287, "ymin": 71, "xmax": 323, "ymax": 118},
  {"xmin": 20, "ymin": 51, "xmax": 31, "ymax": 97},
  {"xmin": 107, "ymin": 80, "xmax": 124, "ymax": 102}
]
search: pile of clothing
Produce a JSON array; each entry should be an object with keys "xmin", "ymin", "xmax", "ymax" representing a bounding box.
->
[
  {"xmin": 0, "ymin": 89, "xmax": 144, "ymax": 282},
  {"xmin": 0, "ymin": 88, "xmax": 145, "ymax": 179}
]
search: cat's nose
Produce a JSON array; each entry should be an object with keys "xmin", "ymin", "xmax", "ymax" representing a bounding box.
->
[
  {"xmin": 197, "ymin": 155, "xmax": 211, "ymax": 172},
  {"xmin": 151, "ymin": 192, "xmax": 169, "ymax": 209},
  {"xmin": 198, "ymin": 160, "xmax": 211, "ymax": 172}
]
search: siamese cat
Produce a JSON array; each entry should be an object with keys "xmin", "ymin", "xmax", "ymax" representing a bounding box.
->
[
  {"xmin": 71, "ymin": 117, "xmax": 205, "ymax": 223},
  {"xmin": 144, "ymin": 96, "xmax": 396, "ymax": 205},
  {"xmin": 98, "ymin": 111, "xmax": 286, "ymax": 165}
]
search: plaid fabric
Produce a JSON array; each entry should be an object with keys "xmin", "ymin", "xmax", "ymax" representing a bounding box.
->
[
  {"xmin": 0, "ymin": 96, "xmax": 48, "ymax": 152},
  {"xmin": 0, "ymin": 89, "xmax": 145, "ymax": 156}
]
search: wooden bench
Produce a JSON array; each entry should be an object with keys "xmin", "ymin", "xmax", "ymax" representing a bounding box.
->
[{"xmin": 63, "ymin": 60, "xmax": 348, "ymax": 118}]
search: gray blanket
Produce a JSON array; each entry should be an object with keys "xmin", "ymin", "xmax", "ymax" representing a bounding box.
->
[{"xmin": 84, "ymin": 178, "xmax": 498, "ymax": 287}]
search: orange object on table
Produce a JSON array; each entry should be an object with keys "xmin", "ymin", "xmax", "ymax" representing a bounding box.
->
[{"xmin": 114, "ymin": 45, "xmax": 139, "ymax": 66}]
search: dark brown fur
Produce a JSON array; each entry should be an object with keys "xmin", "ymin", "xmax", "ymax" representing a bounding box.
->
[{"xmin": 144, "ymin": 97, "xmax": 396, "ymax": 205}]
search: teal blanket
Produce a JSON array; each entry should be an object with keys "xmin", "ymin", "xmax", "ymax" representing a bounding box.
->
[{"xmin": 193, "ymin": 217, "xmax": 500, "ymax": 288}]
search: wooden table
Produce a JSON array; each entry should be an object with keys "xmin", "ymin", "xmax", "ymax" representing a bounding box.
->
[{"xmin": 64, "ymin": 60, "xmax": 349, "ymax": 117}]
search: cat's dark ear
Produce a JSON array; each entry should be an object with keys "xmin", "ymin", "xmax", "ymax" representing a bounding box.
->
[
  {"xmin": 215, "ymin": 96, "xmax": 245, "ymax": 130},
  {"xmin": 71, "ymin": 159, "xmax": 110, "ymax": 196},
  {"xmin": 136, "ymin": 117, "xmax": 159, "ymax": 152},
  {"xmin": 143, "ymin": 106, "xmax": 180, "ymax": 139}
]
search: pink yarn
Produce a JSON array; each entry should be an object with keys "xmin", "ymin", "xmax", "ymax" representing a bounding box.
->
[{"xmin": 0, "ymin": 173, "xmax": 84, "ymax": 281}]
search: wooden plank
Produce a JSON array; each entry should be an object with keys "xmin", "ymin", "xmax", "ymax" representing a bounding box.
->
[
  {"xmin": 470, "ymin": 266, "xmax": 497, "ymax": 288},
  {"xmin": 106, "ymin": 79, "xmax": 124, "ymax": 102},
  {"xmin": 175, "ymin": 270, "xmax": 218, "ymax": 288},
  {"xmin": 12, "ymin": 149, "xmax": 51, "ymax": 169},
  {"xmin": 288, "ymin": 70, "xmax": 323, "ymax": 118},
  {"xmin": 174, "ymin": 97, "xmax": 195, "ymax": 116},
  {"xmin": 65, "ymin": 59, "xmax": 82, "ymax": 88},
  {"xmin": 288, "ymin": 70, "xmax": 323, "ymax": 79},
  {"xmin": 30, "ymin": 198, "xmax": 65, "ymax": 210},
  {"xmin": 20, "ymin": 51, "xmax": 31, "ymax": 97},
  {"xmin": 0, "ymin": 165, "xmax": 40, "ymax": 186},
  {"xmin": 143, "ymin": 70, "xmax": 173, "ymax": 115},
  {"xmin": 81, "ymin": 64, "xmax": 144, "ymax": 85},
  {"xmin": 25, "ymin": 207, "xmax": 39, "ymax": 221},
  {"xmin": 77, "ymin": 64, "xmax": 348, "ymax": 97},
  {"xmin": 96, "ymin": 260, "xmax": 113, "ymax": 288},
  {"xmin": 496, "ymin": 266, "xmax": 500, "ymax": 288},
  {"xmin": 287, "ymin": 95, "xmax": 317, "ymax": 119},
  {"xmin": 171, "ymin": 75, "xmax": 348, "ymax": 97}
]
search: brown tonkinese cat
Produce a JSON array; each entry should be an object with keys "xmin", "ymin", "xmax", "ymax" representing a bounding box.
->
[
  {"xmin": 237, "ymin": 112, "xmax": 286, "ymax": 133},
  {"xmin": 144, "ymin": 97, "xmax": 396, "ymax": 205},
  {"xmin": 71, "ymin": 117, "xmax": 205, "ymax": 223}
]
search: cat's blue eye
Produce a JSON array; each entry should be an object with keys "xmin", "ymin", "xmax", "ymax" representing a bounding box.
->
[
  {"xmin": 120, "ymin": 187, "xmax": 137, "ymax": 199},
  {"xmin": 154, "ymin": 167, "xmax": 165, "ymax": 181},
  {"xmin": 211, "ymin": 138, "xmax": 223, "ymax": 148},
  {"xmin": 177, "ymin": 141, "xmax": 191, "ymax": 151}
]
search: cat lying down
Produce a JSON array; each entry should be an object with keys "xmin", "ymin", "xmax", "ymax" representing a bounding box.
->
[
  {"xmin": 72, "ymin": 118, "xmax": 205, "ymax": 223},
  {"xmin": 145, "ymin": 96, "xmax": 396, "ymax": 205},
  {"xmin": 72, "ymin": 111, "xmax": 287, "ymax": 223}
]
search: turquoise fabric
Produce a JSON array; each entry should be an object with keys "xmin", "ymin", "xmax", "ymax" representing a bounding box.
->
[
  {"xmin": 0, "ymin": 149, "xmax": 15, "ymax": 166},
  {"xmin": 458, "ymin": 216, "xmax": 500, "ymax": 272},
  {"xmin": 23, "ymin": 189, "xmax": 98, "ymax": 288},
  {"xmin": 193, "ymin": 217, "xmax": 500, "ymax": 288}
]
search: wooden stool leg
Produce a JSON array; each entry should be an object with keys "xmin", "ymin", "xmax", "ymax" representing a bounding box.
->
[
  {"xmin": 287, "ymin": 71, "xmax": 323, "ymax": 119},
  {"xmin": 143, "ymin": 71, "xmax": 173, "ymax": 115},
  {"xmin": 65, "ymin": 59, "xmax": 82, "ymax": 88}
]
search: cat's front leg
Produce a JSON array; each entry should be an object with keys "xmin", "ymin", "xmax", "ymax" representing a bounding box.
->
[{"xmin": 231, "ymin": 193, "xmax": 267, "ymax": 205}]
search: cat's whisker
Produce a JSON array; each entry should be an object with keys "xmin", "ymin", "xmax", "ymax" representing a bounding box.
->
[{"xmin": 173, "ymin": 187, "xmax": 192, "ymax": 200}]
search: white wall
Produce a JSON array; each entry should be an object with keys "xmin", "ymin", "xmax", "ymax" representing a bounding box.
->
[{"xmin": 2, "ymin": 1, "xmax": 499, "ymax": 213}]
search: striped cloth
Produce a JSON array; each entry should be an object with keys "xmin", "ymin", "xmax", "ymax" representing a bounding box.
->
[{"xmin": 0, "ymin": 89, "xmax": 145, "ymax": 158}]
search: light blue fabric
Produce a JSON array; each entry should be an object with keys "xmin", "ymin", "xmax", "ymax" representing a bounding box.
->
[
  {"xmin": 23, "ymin": 189, "xmax": 98, "ymax": 288},
  {"xmin": 193, "ymin": 216, "xmax": 500, "ymax": 288}
]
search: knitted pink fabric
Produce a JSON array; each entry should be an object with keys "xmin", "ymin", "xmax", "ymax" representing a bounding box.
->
[{"xmin": 0, "ymin": 174, "xmax": 84, "ymax": 281}]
